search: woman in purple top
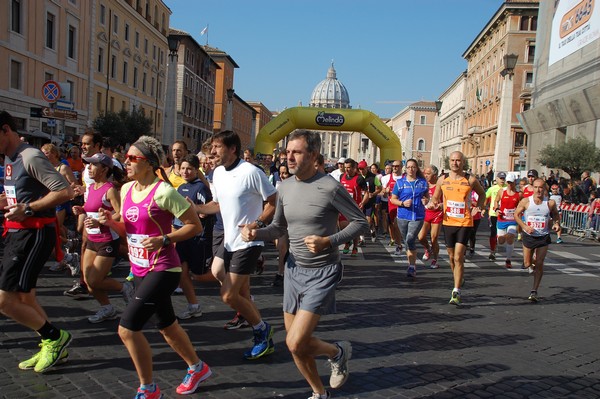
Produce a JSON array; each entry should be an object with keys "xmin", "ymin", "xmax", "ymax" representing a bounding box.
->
[{"xmin": 99, "ymin": 136, "xmax": 211, "ymax": 399}]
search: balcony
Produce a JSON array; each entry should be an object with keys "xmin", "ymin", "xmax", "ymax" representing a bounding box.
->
[{"xmin": 467, "ymin": 126, "xmax": 482, "ymax": 135}]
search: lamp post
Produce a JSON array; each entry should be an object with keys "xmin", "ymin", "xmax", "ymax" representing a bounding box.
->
[
  {"xmin": 225, "ymin": 88, "xmax": 234, "ymax": 131},
  {"xmin": 406, "ymin": 119, "xmax": 413, "ymax": 160},
  {"xmin": 165, "ymin": 35, "xmax": 180, "ymax": 146},
  {"xmin": 494, "ymin": 53, "xmax": 518, "ymax": 172},
  {"xmin": 430, "ymin": 100, "xmax": 443, "ymax": 168}
]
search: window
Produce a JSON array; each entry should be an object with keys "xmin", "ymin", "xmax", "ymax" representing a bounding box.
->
[
  {"xmin": 122, "ymin": 101, "xmax": 126, "ymax": 111},
  {"xmin": 124, "ymin": 23, "xmax": 129, "ymax": 41},
  {"xmin": 97, "ymin": 92, "xmax": 102, "ymax": 111},
  {"xmin": 531, "ymin": 16, "xmax": 537, "ymax": 31},
  {"xmin": 142, "ymin": 72, "xmax": 147, "ymax": 92},
  {"xmin": 110, "ymin": 55, "xmax": 116, "ymax": 78},
  {"xmin": 67, "ymin": 25, "xmax": 76, "ymax": 59},
  {"xmin": 417, "ymin": 139, "xmax": 425, "ymax": 151},
  {"xmin": 66, "ymin": 80, "xmax": 74, "ymax": 102},
  {"xmin": 144, "ymin": 38, "xmax": 148, "ymax": 54},
  {"xmin": 113, "ymin": 14, "xmax": 118, "ymax": 34},
  {"xmin": 527, "ymin": 45, "xmax": 535, "ymax": 63},
  {"xmin": 11, "ymin": 0, "xmax": 22, "ymax": 34},
  {"xmin": 152, "ymin": 45, "xmax": 156, "ymax": 60},
  {"xmin": 135, "ymin": 31, "xmax": 139, "ymax": 48},
  {"xmin": 123, "ymin": 61, "xmax": 128, "ymax": 83},
  {"xmin": 110, "ymin": 96, "xmax": 114, "ymax": 112},
  {"xmin": 46, "ymin": 13, "xmax": 55, "ymax": 49},
  {"xmin": 10, "ymin": 60, "xmax": 22, "ymax": 90},
  {"xmin": 133, "ymin": 67, "xmax": 138, "ymax": 88},
  {"xmin": 151, "ymin": 77, "xmax": 155, "ymax": 96},
  {"xmin": 97, "ymin": 47, "xmax": 104, "ymax": 72},
  {"xmin": 420, "ymin": 115, "xmax": 426, "ymax": 125},
  {"xmin": 45, "ymin": 72, "xmax": 54, "ymax": 81},
  {"xmin": 100, "ymin": 4, "xmax": 106, "ymax": 25},
  {"xmin": 515, "ymin": 132, "xmax": 526, "ymax": 148}
]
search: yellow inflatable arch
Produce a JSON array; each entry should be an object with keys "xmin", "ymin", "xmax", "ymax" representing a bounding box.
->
[{"xmin": 254, "ymin": 107, "xmax": 402, "ymax": 166}]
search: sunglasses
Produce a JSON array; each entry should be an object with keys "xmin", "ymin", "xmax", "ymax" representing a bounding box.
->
[
  {"xmin": 126, "ymin": 154, "xmax": 147, "ymax": 163},
  {"xmin": 392, "ymin": 165, "xmax": 400, "ymax": 167}
]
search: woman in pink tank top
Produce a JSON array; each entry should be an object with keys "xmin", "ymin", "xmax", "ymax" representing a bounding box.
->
[
  {"xmin": 99, "ymin": 136, "xmax": 211, "ymax": 398},
  {"xmin": 72, "ymin": 153, "xmax": 129, "ymax": 324}
]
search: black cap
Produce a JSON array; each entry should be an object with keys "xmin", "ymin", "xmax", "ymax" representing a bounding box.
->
[{"xmin": 527, "ymin": 169, "xmax": 539, "ymax": 178}]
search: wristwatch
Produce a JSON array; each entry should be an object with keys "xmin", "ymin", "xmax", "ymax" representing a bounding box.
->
[
  {"xmin": 24, "ymin": 205, "xmax": 34, "ymax": 217},
  {"xmin": 255, "ymin": 219, "xmax": 267, "ymax": 228},
  {"xmin": 162, "ymin": 234, "xmax": 172, "ymax": 247}
]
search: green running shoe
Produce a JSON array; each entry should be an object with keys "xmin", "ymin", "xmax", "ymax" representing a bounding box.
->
[
  {"xmin": 19, "ymin": 343, "xmax": 68, "ymax": 370},
  {"xmin": 34, "ymin": 329, "xmax": 72, "ymax": 373},
  {"xmin": 448, "ymin": 290, "xmax": 462, "ymax": 307}
]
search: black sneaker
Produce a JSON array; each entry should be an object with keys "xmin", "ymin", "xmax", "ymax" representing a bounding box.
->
[
  {"xmin": 224, "ymin": 313, "xmax": 250, "ymax": 330},
  {"xmin": 488, "ymin": 252, "xmax": 496, "ymax": 261},
  {"xmin": 271, "ymin": 274, "xmax": 284, "ymax": 287},
  {"xmin": 63, "ymin": 281, "xmax": 88, "ymax": 299},
  {"xmin": 255, "ymin": 255, "xmax": 265, "ymax": 275}
]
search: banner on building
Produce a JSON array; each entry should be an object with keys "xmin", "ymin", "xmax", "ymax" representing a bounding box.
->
[{"xmin": 549, "ymin": 0, "xmax": 600, "ymax": 65}]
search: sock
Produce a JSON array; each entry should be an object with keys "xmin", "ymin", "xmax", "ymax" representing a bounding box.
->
[
  {"xmin": 253, "ymin": 320, "xmax": 266, "ymax": 331},
  {"xmin": 140, "ymin": 382, "xmax": 156, "ymax": 392},
  {"xmin": 189, "ymin": 360, "xmax": 203, "ymax": 371},
  {"xmin": 506, "ymin": 243, "xmax": 514, "ymax": 259},
  {"xmin": 332, "ymin": 343, "xmax": 343, "ymax": 361},
  {"xmin": 489, "ymin": 237, "xmax": 497, "ymax": 251},
  {"xmin": 453, "ymin": 288, "xmax": 461, "ymax": 294},
  {"xmin": 37, "ymin": 321, "xmax": 61, "ymax": 341}
]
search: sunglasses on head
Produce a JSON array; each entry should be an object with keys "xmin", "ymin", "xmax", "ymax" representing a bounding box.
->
[{"xmin": 126, "ymin": 154, "xmax": 147, "ymax": 163}]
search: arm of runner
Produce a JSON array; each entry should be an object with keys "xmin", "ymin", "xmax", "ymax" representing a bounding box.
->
[
  {"xmin": 426, "ymin": 177, "xmax": 444, "ymax": 209},
  {"xmin": 549, "ymin": 199, "xmax": 561, "ymax": 232},
  {"xmin": 514, "ymin": 198, "xmax": 533, "ymax": 234}
]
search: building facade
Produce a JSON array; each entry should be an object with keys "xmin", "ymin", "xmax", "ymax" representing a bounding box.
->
[
  {"xmin": 436, "ymin": 72, "xmax": 467, "ymax": 170},
  {"xmin": 462, "ymin": 0, "xmax": 538, "ymax": 175},
  {"xmin": 247, "ymin": 101, "xmax": 274, "ymax": 150},
  {"xmin": 165, "ymin": 28, "xmax": 218, "ymax": 152},
  {"xmin": 519, "ymin": 0, "xmax": 600, "ymax": 178},
  {"xmin": 387, "ymin": 102, "xmax": 437, "ymax": 168}
]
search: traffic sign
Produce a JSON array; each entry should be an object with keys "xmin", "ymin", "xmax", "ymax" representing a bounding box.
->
[
  {"xmin": 41, "ymin": 80, "xmax": 61, "ymax": 103},
  {"xmin": 55, "ymin": 100, "xmax": 74, "ymax": 110},
  {"xmin": 485, "ymin": 160, "xmax": 490, "ymax": 166},
  {"xmin": 30, "ymin": 107, "xmax": 43, "ymax": 118},
  {"xmin": 41, "ymin": 107, "xmax": 77, "ymax": 120},
  {"xmin": 47, "ymin": 119, "xmax": 56, "ymax": 127}
]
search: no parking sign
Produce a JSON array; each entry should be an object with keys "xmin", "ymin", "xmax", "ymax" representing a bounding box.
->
[{"xmin": 41, "ymin": 81, "xmax": 61, "ymax": 103}]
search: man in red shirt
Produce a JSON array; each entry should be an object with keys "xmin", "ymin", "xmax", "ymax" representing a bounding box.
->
[{"xmin": 339, "ymin": 159, "xmax": 368, "ymax": 256}]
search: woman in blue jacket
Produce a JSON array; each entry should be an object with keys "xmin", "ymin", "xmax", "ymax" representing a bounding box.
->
[{"xmin": 390, "ymin": 159, "xmax": 430, "ymax": 278}]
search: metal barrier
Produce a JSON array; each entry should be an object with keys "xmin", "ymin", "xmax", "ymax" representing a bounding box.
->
[{"xmin": 560, "ymin": 203, "xmax": 600, "ymax": 241}]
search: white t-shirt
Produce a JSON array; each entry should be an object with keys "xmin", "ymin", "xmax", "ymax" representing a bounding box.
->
[
  {"xmin": 212, "ymin": 159, "xmax": 277, "ymax": 251},
  {"xmin": 329, "ymin": 168, "xmax": 343, "ymax": 181}
]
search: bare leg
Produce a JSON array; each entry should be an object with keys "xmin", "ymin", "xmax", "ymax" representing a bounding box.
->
[
  {"xmin": 160, "ymin": 321, "xmax": 200, "ymax": 366},
  {"xmin": 221, "ymin": 273, "xmax": 260, "ymax": 325},
  {"xmin": 118, "ymin": 326, "xmax": 153, "ymax": 385}
]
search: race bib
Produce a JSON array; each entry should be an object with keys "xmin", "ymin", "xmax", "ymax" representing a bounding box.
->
[
  {"xmin": 527, "ymin": 215, "xmax": 547, "ymax": 230},
  {"xmin": 127, "ymin": 233, "xmax": 150, "ymax": 268},
  {"xmin": 5, "ymin": 186, "xmax": 17, "ymax": 207},
  {"xmin": 446, "ymin": 200, "xmax": 465, "ymax": 218},
  {"xmin": 85, "ymin": 212, "xmax": 101, "ymax": 235},
  {"xmin": 504, "ymin": 208, "xmax": 516, "ymax": 221}
]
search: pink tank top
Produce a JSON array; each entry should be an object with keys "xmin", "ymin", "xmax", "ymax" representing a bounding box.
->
[
  {"xmin": 425, "ymin": 184, "xmax": 443, "ymax": 220},
  {"xmin": 122, "ymin": 180, "xmax": 180, "ymax": 277},
  {"xmin": 84, "ymin": 182, "xmax": 116, "ymax": 242}
]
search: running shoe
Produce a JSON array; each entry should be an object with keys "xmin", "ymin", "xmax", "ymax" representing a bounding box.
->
[
  {"xmin": 358, "ymin": 238, "xmax": 365, "ymax": 247},
  {"xmin": 342, "ymin": 243, "xmax": 350, "ymax": 254},
  {"xmin": 307, "ymin": 391, "xmax": 331, "ymax": 399},
  {"xmin": 271, "ymin": 273, "xmax": 284, "ymax": 287},
  {"xmin": 178, "ymin": 304, "xmax": 203, "ymax": 320},
  {"xmin": 488, "ymin": 252, "xmax": 496, "ymax": 261},
  {"xmin": 529, "ymin": 266, "xmax": 535, "ymax": 275},
  {"xmin": 48, "ymin": 260, "xmax": 67, "ymax": 272},
  {"xmin": 19, "ymin": 344, "xmax": 68, "ymax": 370},
  {"xmin": 122, "ymin": 281, "xmax": 135, "ymax": 305},
  {"xmin": 394, "ymin": 245, "xmax": 402, "ymax": 256},
  {"xmin": 255, "ymin": 255, "xmax": 265, "ymax": 275},
  {"xmin": 406, "ymin": 266, "xmax": 416, "ymax": 278},
  {"xmin": 517, "ymin": 233, "xmax": 522, "ymax": 241},
  {"xmin": 468, "ymin": 248, "xmax": 475, "ymax": 257},
  {"xmin": 351, "ymin": 247, "xmax": 358, "ymax": 257},
  {"xmin": 244, "ymin": 322, "xmax": 275, "ymax": 360},
  {"xmin": 422, "ymin": 250, "xmax": 431, "ymax": 261},
  {"xmin": 126, "ymin": 271, "xmax": 135, "ymax": 282},
  {"xmin": 134, "ymin": 385, "xmax": 163, "ymax": 399},
  {"xmin": 429, "ymin": 259, "xmax": 439, "ymax": 269},
  {"xmin": 556, "ymin": 238, "xmax": 563, "ymax": 244},
  {"xmin": 528, "ymin": 290, "xmax": 538, "ymax": 302},
  {"xmin": 370, "ymin": 228, "xmax": 377, "ymax": 242},
  {"xmin": 88, "ymin": 306, "xmax": 118, "ymax": 323},
  {"xmin": 328, "ymin": 340, "xmax": 352, "ymax": 389},
  {"xmin": 388, "ymin": 240, "xmax": 395, "ymax": 247},
  {"xmin": 66, "ymin": 253, "xmax": 80, "ymax": 277},
  {"xmin": 173, "ymin": 287, "xmax": 184, "ymax": 295},
  {"xmin": 34, "ymin": 329, "xmax": 72, "ymax": 373},
  {"xmin": 448, "ymin": 290, "xmax": 462, "ymax": 307},
  {"xmin": 224, "ymin": 313, "xmax": 250, "ymax": 330},
  {"xmin": 63, "ymin": 280, "xmax": 88, "ymax": 299},
  {"xmin": 505, "ymin": 259, "xmax": 512, "ymax": 269},
  {"xmin": 176, "ymin": 361, "xmax": 212, "ymax": 394}
]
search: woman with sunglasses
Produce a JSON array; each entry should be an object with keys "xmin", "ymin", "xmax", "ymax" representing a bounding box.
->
[{"xmin": 98, "ymin": 136, "xmax": 211, "ymax": 399}]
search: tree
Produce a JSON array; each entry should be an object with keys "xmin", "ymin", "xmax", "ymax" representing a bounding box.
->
[
  {"xmin": 537, "ymin": 136, "xmax": 600, "ymax": 179},
  {"xmin": 92, "ymin": 106, "xmax": 152, "ymax": 147}
]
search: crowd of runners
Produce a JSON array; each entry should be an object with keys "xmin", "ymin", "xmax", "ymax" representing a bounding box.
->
[{"xmin": 0, "ymin": 108, "xmax": 569, "ymax": 399}]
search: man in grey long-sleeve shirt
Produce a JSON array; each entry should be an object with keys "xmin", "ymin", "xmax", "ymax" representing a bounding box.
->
[{"xmin": 242, "ymin": 130, "xmax": 368, "ymax": 399}]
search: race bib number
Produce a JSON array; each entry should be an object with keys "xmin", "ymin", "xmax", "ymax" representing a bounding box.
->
[
  {"xmin": 446, "ymin": 200, "xmax": 465, "ymax": 218},
  {"xmin": 5, "ymin": 186, "xmax": 17, "ymax": 207},
  {"xmin": 85, "ymin": 212, "xmax": 101, "ymax": 235},
  {"xmin": 527, "ymin": 215, "xmax": 547, "ymax": 230},
  {"xmin": 504, "ymin": 208, "xmax": 516, "ymax": 221},
  {"xmin": 127, "ymin": 233, "xmax": 150, "ymax": 268}
]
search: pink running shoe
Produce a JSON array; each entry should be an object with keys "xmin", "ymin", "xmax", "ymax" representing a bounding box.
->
[
  {"xmin": 176, "ymin": 362, "xmax": 212, "ymax": 395},
  {"xmin": 135, "ymin": 385, "xmax": 163, "ymax": 399},
  {"xmin": 422, "ymin": 249, "xmax": 430, "ymax": 261}
]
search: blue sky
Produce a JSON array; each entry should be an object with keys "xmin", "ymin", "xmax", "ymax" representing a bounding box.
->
[{"xmin": 168, "ymin": 0, "xmax": 504, "ymax": 118}]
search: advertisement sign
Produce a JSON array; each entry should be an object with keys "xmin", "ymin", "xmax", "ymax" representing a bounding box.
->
[{"xmin": 549, "ymin": 0, "xmax": 600, "ymax": 65}]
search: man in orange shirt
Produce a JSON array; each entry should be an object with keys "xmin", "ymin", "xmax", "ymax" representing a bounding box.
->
[{"xmin": 428, "ymin": 151, "xmax": 485, "ymax": 306}]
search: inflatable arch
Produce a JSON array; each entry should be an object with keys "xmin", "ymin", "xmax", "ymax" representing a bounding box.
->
[{"xmin": 254, "ymin": 107, "xmax": 402, "ymax": 166}]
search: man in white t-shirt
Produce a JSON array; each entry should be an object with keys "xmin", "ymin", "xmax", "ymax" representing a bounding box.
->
[
  {"xmin": 199, "ymin": 130, "xmax": 277, "ymax": 360},
  {"xmin": 329, "ymin": 157, "xmax": 345, "ymax": 181}
]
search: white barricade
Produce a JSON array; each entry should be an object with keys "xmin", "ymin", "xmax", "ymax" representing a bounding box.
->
[{"xmin": 560, "ymin": 203, "xmax": 600, "ymax": 241}]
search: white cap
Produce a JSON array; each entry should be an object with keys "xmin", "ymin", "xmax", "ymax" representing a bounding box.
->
[
  {"xmin": 506, "ymin": 174, "xmax": 515, "ymax": 183},
  {"xmin": 338, "ymin": 157, "xmax": 346, "ymax": 163}
]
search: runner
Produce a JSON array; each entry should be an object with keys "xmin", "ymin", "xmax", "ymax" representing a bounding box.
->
[
  {"xmin": 418, "ymin": 165, "xmax": 443, "ymax": 268},
  {"xmin": 485, "ymin": 172, "xmax": 506, "ymax": 260},
  {"xmin": 493, "ymin": 174, "xmax": 521, "ymax": 268}
]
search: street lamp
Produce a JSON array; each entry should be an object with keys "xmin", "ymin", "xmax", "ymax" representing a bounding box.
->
[
  {"xmin": 434, "ymin": 100, "xmax": 443, "ymax": 114},
  {"xmin": 225, "ymin": 88, "xmax": 234, "ymax": 131},
  {"xmin": 500, "ymin": 53, "xmax": 518, "ymax": 78},
  {"xmin": 167, "ymin": 36, "xmax": 180, "ymax": 61},
  {"xmin": 431, "ymin": 100, "xmax": 443, "ymax": 167},
  {"xmin": 405, "ymin": 119, "xmax": 413, "ymax": 160}
]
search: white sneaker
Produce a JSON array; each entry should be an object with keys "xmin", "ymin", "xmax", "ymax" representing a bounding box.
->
[
  {"xmin": 178, "ymin": 304, "xmax": 203, "ymax": 320},
  {"xmin": 88, "ymin": 306, "xmax": 117, "ymax": 323},
  {"xmin": 328, "ymin": 341, "xmax": 352, "ymax": 389},
  {"xmin": 394, "ymin": 245, "xmax": 402, "ymax": 256}
]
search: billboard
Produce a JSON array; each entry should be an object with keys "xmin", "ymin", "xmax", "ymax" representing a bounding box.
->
[{"xmin": 549, "ymin": 0, "xmax": 600, "ymax": 65}]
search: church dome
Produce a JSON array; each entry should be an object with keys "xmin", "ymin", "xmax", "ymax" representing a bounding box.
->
[{"xmin": 309, "ymin": 63, "xmax": 351, "ymax": 109}]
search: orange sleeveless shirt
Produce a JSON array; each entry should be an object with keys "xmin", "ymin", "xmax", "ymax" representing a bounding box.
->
[{"xmin": 441, "ymin": 174, "xmax": 473, "ymax": 227}]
